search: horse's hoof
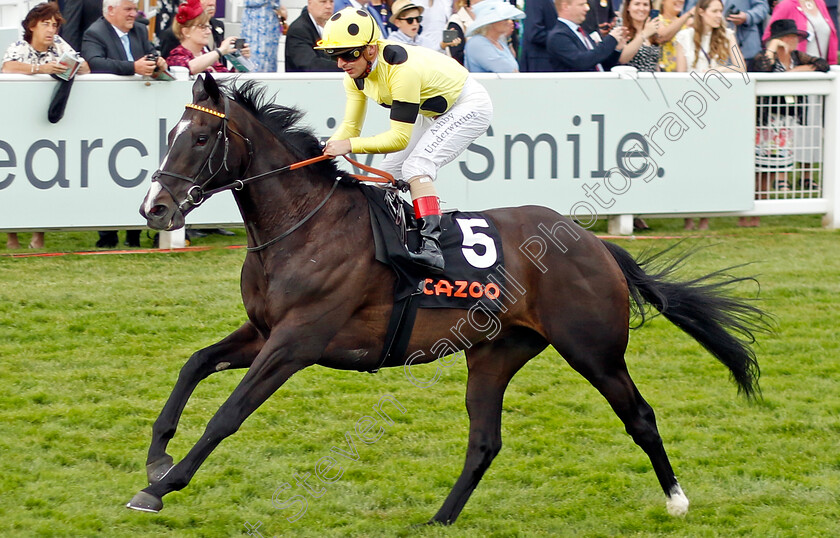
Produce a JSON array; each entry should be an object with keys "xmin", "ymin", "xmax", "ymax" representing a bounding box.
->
[
  {"xmin": 146, "ymin": 455, "xmax": 174, "ymax": 484},
  {"xmin": 126, "ymin": 491, "xmax": 163, "ymax": 513},
  {"xmin": 666, "ymin": 484, "xmax": 690, "ymax": 517}
]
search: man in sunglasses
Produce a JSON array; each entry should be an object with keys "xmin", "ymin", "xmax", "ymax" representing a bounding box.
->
[{"xmin": 317, "ymin": 7, "xmax": 492, "ymax": 273}]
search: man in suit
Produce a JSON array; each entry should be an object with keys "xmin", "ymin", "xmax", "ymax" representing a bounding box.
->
[
  {"xmin": 82, "ymin": 0, "xmax": 167, "ymax": 76},
  {"xmin": 285, "ymin": 0, "xmax": 342, "ymax": 72},
  {"xmin": 60, "ymin": 0, "xmax": 102, "ymax": 51},
  {"xmin": 82, "ymin": 0, "xmax": 167, "ymax": 248},
  {"xmin": 158, "ymin": 0, "xmax": 226, "ymax": 59},
  {"xmin": 333, "ymin": 0, "xmax": 389, "ymax": 37},
  {"xmin": 520, "ymin": 0, "xmax": 559, "ymax": 72},
  {"xmin": 547, "ymin": 0, "xmax": 625, "ymax": 72}
]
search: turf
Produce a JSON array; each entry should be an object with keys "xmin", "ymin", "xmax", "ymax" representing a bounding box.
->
[{"xmin": 1, "ymin": 216, "xmax": 838, "ymax": 537}]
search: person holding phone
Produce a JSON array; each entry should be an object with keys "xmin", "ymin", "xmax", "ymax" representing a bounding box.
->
[
  {"xmin": 415, "ymin": 0, "xmax": 454, "ymax": 50},
  {"xmin": 444, "ymin": 0, "xmax": 482, "ymax": 65},
  {"xmin": 317, "ymin": 8, "xmax": 493, "ymax": 272},
  {"xmin": 546, "ymin": 0, "xmax": 626, "ymax": 72},
  {"xmin": 618, "ymin": 0, "xmax": 662, "ymax": 70},
  {"xmin": 165, "ymin": 0, "xmax": 250, "ymax": 74},
  {"xmin": 389, "ymin": 0, "xmax": 461, "ymax": 51}
]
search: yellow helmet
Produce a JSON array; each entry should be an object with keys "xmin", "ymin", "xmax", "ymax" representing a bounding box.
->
[{"xmin": 315, "ymin": 7, "xmax": 382, "ymax": 54}]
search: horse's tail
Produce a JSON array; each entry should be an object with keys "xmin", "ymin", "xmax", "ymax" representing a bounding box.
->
[{"xmin": 601, "ymin": 240, "xmax": 772, "ymax": 398}]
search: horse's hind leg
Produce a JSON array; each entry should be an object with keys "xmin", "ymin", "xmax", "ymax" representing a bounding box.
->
[
  {"xmin": 431, "ymin": 329, "xmax": 546, "ymax": 525},
  {"xmin": 146, "ymin": 321, "xmax": 265, "ymax": 483},
  {"xmin": 566, "ymin": 351, "xmax": 689, "ymax": 516}
]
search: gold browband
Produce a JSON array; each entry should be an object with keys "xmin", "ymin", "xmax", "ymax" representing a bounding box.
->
[{"xmin": 185, "ymin": 103, "xmax": 226, "ymax": 119}]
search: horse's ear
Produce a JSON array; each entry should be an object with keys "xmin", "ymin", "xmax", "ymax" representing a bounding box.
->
[
  {"xmin": 191, "ymin": 74, "xmax": 221, "ymax": 104},
  {"xmin": 191, "ymin": 74, "xmax": 207, "ymax": 102},
  {"xmin": 203, "ymin": 72, "xmax": 221, "ymax": 104}
]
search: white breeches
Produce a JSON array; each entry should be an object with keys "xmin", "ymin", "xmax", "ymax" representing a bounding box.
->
[{"xmin": 380, "ymin": 77, "xmax": 493, "ymax": 182}]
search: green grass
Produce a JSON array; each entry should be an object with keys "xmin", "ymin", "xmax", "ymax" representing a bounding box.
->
[{"xmin": 1, "ymin": 216, "xmax": 839, "ymax": 537}]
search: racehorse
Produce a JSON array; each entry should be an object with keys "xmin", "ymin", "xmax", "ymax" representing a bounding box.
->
[{"xmin": 131, "ymin": 74, "xmax": 769, "ymax": 523}]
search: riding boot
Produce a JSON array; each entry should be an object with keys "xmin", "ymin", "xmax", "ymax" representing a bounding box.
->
[{"xmin": 411, "ymin": 213, "xmax": 445, "ymax": 274}]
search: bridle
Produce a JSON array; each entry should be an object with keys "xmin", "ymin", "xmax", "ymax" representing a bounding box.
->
[
  {"xmin": 150, "ymin": 97, "xmax": 401, "ymax": 251},
  {"xmin": 152, "ymin": 98, "xmax": 255, "ymax": 214}
]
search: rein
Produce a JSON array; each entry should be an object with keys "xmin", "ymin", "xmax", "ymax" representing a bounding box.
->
[
  {"xmin": 153, "ymin": 99, "xmax": 404, "ymax": 251},
  {"xmin": 244, "ymin": 154, "xmax": 401, "ymax": 252}
]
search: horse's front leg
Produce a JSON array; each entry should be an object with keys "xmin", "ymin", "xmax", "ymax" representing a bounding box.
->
[
  {"xmin": 146, "ymin": 321, "xmax": 265, "ymax": 484},
  {"xmin": 128, "ymin": 332, "xmax": 317, "ymax": 512}
]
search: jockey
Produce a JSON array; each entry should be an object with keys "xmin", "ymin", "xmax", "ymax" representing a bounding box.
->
[{"xmin": 316, "ymin": 7, "xmax": 493, "ymax": 273}]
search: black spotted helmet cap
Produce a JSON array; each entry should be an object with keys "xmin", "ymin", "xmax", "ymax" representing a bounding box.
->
[{"xmin": 315, "ymin": 7, "xmax": 382, "ymax": 55}]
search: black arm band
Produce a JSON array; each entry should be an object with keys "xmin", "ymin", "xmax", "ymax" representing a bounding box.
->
[
  {"xmin": 390, "ymin": 100, "xmax": 420, "ymax": 124},
  {"xmin": 214, "ymin": 48, "xmax": 223, "ymax": 61}
]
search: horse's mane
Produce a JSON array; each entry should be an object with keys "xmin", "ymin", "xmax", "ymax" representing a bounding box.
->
[{"xmin": 218, "ymin": 79, "xmax": 347, "ymax": 180}]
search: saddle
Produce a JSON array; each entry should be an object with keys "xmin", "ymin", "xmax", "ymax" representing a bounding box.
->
[{"xmin": 357, "ymin": 183, "xmax": 508, "ymax": 372}]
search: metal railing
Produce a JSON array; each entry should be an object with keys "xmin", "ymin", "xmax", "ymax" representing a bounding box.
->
[{"xmin": 619, "ymin": 68, "xmax": 840, "ymax": 233}]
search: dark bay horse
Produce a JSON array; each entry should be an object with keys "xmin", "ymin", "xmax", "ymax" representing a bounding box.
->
[{"xmin": 131, "ymin": 74, "xmax": 768, "ymax": 523}]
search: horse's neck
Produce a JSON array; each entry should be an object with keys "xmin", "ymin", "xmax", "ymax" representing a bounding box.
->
[{"xmin": 231, "ymin": 150, "xmax": 349, "ymax": 251}]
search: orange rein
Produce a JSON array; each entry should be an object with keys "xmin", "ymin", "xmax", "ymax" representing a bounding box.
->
[{"xmin": 289, "ymin": 154, "xmax": 398, "ymax": 187}]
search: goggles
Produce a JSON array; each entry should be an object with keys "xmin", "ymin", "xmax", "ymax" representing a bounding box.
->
[{"xmin": 327, "ymin": 47, "xmax": 365, "ymax": 62}]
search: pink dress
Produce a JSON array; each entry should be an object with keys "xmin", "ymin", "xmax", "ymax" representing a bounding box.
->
[{"xmin": 166, "ymin": 44, "xmax": 230, "ymax": 73}]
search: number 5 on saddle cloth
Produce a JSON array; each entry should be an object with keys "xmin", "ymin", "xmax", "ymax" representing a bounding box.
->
[{"xmin": 359, "ymin": 184, "xmax": 510, "ymax": 372}]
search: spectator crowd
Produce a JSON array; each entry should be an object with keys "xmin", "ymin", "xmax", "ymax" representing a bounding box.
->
[{"xmin": 2, "ymin": 0, "xmax": 838, "ymax": 248}]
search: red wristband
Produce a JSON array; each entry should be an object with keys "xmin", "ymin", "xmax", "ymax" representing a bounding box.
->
[{"xmin": 413, "ymin": 196, "xmax": 441, "ymax": 219}]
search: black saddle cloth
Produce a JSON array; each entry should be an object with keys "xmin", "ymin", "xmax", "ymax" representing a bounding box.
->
[{"xmin": 359, "ymin": 184, "xmax": 506, "ymax": 312}]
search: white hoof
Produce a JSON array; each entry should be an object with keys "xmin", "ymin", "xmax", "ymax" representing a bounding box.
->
[{"xmin": 666, "ymin": 484, "xmax": 689, "ymax": 517}]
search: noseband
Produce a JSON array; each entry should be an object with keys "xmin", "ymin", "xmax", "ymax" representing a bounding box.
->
[{"xmin": 152, "ymin": 98, "xmax": 254, "ymax": 213}]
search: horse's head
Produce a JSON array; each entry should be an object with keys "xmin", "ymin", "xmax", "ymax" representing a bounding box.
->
[{"xmin": 140, "ymin": 74, "xmax": 253, "ymax": 231}]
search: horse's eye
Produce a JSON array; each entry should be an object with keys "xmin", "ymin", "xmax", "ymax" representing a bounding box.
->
[{"xmin": 196, "ymin": 135, "xmax": 209, "ymax": 146}]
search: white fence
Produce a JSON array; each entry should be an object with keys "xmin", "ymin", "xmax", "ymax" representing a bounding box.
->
[{"xmin": 0, "ymin": 69, "xmax": 838, "ymax": 239}]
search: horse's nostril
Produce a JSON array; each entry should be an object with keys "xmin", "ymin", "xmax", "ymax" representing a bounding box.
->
[{"xmin": 150, "ymin": 204, "xmax": 168, "ymax": 217}]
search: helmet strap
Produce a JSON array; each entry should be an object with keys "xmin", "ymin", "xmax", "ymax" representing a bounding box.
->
[{"xmin": 360, "ymin": 45, "xmax": 375, "ymax": 79}]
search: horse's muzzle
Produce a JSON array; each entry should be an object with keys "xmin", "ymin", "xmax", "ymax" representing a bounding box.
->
[{"xmin": 140, "ymin": 184, "xmax": 186, "ymax": 231}]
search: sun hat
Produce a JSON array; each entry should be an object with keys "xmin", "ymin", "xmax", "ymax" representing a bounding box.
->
[
  {"xmin": 389, "ymin": 0, "xmax": 424, "ymax": 26},
  {"xmin": 765, "ymin": 19, "xmax": 809, "ymax": 42},
  {"xmin": 175, "ymin": 0, "xmax": 204, "ymax": 24},
  {"xmin": 465, "ymin": 0, "xmax": 525, "ymax": 37}
]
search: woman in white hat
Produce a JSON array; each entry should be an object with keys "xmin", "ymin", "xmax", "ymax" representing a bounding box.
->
[{"xmin": 463, "ymin": 0, "xmax": 525, "ymax": 72}]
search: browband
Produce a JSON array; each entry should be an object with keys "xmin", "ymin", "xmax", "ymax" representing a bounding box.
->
[{"xmin": 185, "ymin": 103, "xmax": 226, "ymax": 119}]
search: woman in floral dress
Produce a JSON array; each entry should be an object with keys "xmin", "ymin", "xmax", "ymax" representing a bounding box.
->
[{"xmin": 241, "ymin": 0, "xmax": 288, "ymax": 72}]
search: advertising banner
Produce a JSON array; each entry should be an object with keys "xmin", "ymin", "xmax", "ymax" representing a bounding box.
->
[{"xmin": 0, "ymin": 71, "xmax": 755, "ymax": 230}]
